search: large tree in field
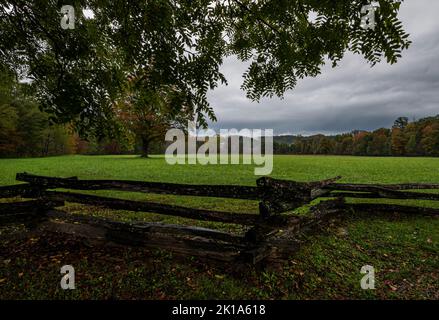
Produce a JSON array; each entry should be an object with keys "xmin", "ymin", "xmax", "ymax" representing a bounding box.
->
[
  {"xmin": 114, "ymin": 71, "xmax": 194, "ymax": 157},
  {"xmin": 0, "ymin": 0, "xmax": 411, "ymax": 142}
]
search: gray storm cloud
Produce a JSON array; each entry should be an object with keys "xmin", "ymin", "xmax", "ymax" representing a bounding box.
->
[{"xmin": 207, "ymin": 0, "xmax": 439, "ymax": 135}]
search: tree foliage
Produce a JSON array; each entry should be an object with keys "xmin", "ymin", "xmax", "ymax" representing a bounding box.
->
[
  {"xmin": 114, "ymin": 71, "xmax": 195, "ymax": 157},
  {"xmin": 0, "ymin": 65, "xmax": 73, "ymax": 157},
  {"xmin": 0, "ymin": 0, "xmax": 411, "ymax": 138}
]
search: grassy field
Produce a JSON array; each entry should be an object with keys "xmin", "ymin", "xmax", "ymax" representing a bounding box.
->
[{"xmin": 0, "ymin": 155, "xmax": 438, "ymax": 299}]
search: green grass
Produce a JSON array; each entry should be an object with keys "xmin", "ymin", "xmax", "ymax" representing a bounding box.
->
[
  {"xmin": 1, "ymin": 154, "xmax": 439, "ymax": 185},
  {"xmin": 0, "ymin": 155, "xmax": 438, "ymax": 299}
]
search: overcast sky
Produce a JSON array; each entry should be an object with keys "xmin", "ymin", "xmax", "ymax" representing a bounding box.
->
[{"xmin": 207, "ymin": 0, "xmax": 439, "ymax": 135}]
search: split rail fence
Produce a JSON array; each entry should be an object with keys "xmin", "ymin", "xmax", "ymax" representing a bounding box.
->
[{"xmin": 1, "ymin": 173, "xmax": 438, "ymax": 264}]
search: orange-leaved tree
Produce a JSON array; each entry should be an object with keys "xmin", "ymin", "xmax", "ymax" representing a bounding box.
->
[{"xmin": 113, "ymin": 71, "xmax": 194, "ymax": 157}]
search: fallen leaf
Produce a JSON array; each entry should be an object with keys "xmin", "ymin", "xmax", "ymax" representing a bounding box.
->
[{"xmin": 388, "ymin": 284, "xmax": 397, "ymax": 291}]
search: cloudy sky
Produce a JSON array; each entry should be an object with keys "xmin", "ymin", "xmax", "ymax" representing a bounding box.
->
[{"xmin": 207, "ymin": 0, "xmax": 439, "ymax": 135}]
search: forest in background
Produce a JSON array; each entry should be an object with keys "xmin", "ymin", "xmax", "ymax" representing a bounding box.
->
[
  {"xmin": 273, "ymin": 115, "xmax": 439, "ymax": 157},
  {"xmin": 1, "ymin": 66, "xmax": 438, "ymax": 158}
]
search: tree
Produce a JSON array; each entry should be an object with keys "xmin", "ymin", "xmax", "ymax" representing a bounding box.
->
[
  {"xmin": 391, "ymin": 127, "xmax": 407, "ymax": 155},
  {"xmin": 316, "ymin": 136, "xmax": 335, "ymax": 154},
  {"xmin": 393, "ymin": 117, "xmax": 409, "ymax": 130},
  {"xmin": 0, "ymin": 0, "xmax": 411, "ymax": 139},
  {"xmin": 114, "ymin": 71, "xmax": 194, "ymax": 157},
  {"xmin": 0, "ymin": 64, "xmax": 74, "ymax": 157},
  {"xmin": 367, "ymin": 128, "xmax": 390, "ymax": 156},
  {"xmin": 420, "ymin": 124, "xmax": 439, "ymax": 156},
  {"xmin": 0, "ymin": 66, "xmax": 20, "ymax": 156},
  {"xmin": 353, "ymin": 131, "xmax": 371, "ymax": 156},
  {"xmin": 14, "ymin": 100, "xmax": 48, "ymax": 156},
  {"xmin": 404, "ymin": 123, "xmax": 420, "ymax": 156},
  {"xmin": 337, "ymin": 134, "xmax": 354, "ymax": 155},
  {"xmin": 0, "ymin": 103, "xmax": 20, "ymax": 156},
  {"xmin": 40, "ymin": 125, "xmax": 75, "ymax": 157}
]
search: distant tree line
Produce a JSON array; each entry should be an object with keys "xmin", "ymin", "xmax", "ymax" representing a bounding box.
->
[
  {"xmin": 1, "ymin": 67, "xmax": 438, "ymax": 158},
  {"xmin": 0, "ymin": 67, "xmax": 74, "ymax": 158},
  {"xmin": 273, "ymin": 116, "xmax": 439, "ymax": 157},
  {"xmin": 0, "ymin": 66, "xmax": 154, "ymax": 158}
]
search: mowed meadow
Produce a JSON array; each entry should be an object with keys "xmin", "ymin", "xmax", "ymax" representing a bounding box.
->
[
  {"xmin": 0, "ymin": 155, "xmax": 438, "ymax": 299},
  {"xmin": 1, "ymin": 154, "xmax": 439, "ymax": 185}
]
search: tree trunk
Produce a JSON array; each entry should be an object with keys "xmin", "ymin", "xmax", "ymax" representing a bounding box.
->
[{"xmin": 141, "ymin": 136, "xmax": 150, "ymax": 158}]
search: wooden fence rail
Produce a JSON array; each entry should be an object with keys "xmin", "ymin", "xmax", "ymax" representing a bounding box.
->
[
  {"xmin": 0, "ymin": 183, "xmax": 38, "ymax": 198},
  {"xmin": 15, "ymin": 172, "xmax": 260, "ymax": 200},
  {"xmin": 41, "ymin": 190, "xmax": 261, "ymax": 226}
]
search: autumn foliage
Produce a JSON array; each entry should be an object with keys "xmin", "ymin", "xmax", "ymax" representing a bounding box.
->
[{"xmin": 274, "ymin": 116, "xmax": 439, "ymax": 156}]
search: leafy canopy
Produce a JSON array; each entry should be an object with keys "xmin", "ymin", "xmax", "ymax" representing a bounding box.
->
[{"xmin": 0, "ymin": 0, "xmax": 411, "ymax": 136}]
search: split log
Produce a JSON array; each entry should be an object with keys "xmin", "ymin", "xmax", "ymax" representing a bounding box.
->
[
  {"xmin": 291, "ymin": 198, "xmax": 345, "ymax": 231},
  {"xmin": 46, "ymin": 210, "xmax": 245, "ymax": 244},
  {"xmin": 367, "ymin": 188, "xmax": 439, "ymax": 201},
  {"xmin": 257, "ymin": 176, "xmax": 342, "ymax": 192},
  {"xmin": 16, "ymin": 172, "xmax": 260, "ymax": 200},
  {"xmin": 0, "ymin": 199, "xmax": 64, "ymax": 228},
  {"xmin": 40, "ymin": 210, "xmax": 247, "ymax": 262},
  {"xmin": 39, "ymin": 190, "xmax": 260, "ymax": 225},
  {"xmin": 41, "ymin": 210, "xmax": 279, "ymax": 264},
  {"xmin": 246, "ymin": 199, "xmax": 345, "ymax": 244},
  {"xmin": 242, "ymin": 199, "xmax": 345, "ymax": 263},
  {"xmin": 244, "ymin": 223, "xmax": 283, "ymax": 243},
  {"xmin": 328, "ymin": 182, "xmax": 439, "ymax": 191},
  {"xmin": 329, "ymin": 191, "xmax": 381, "ymax": 199},
  {"xmin": 256, "ymin": 176, "xmax": 341, "ymax": 216},
  {"xmin": 258, "ymin": 199, "xmax": 303, "ymax": 218},
  {"xmin": 240, "ymin": 245, "xmax": 275, "ymax": 265},
  {"xmin": 327, "ymin": 185, "xmax": 439, "ymax": 201},
  {"xmin": 0, "ymin": 184, "xmax": 40, "ymax": 198},
  {"xmin": 347, "ymin": 203, "xmax": 439, "ymax": 216}
]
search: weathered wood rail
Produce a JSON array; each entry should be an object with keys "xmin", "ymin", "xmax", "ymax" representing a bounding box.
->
[
  {"xmin": 1, "ymin": 172, "xmax": 438, "ymax": 264},
  {"xmin": 15, "ymin": 173, "xmax": 260, "ymax": 200}
]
